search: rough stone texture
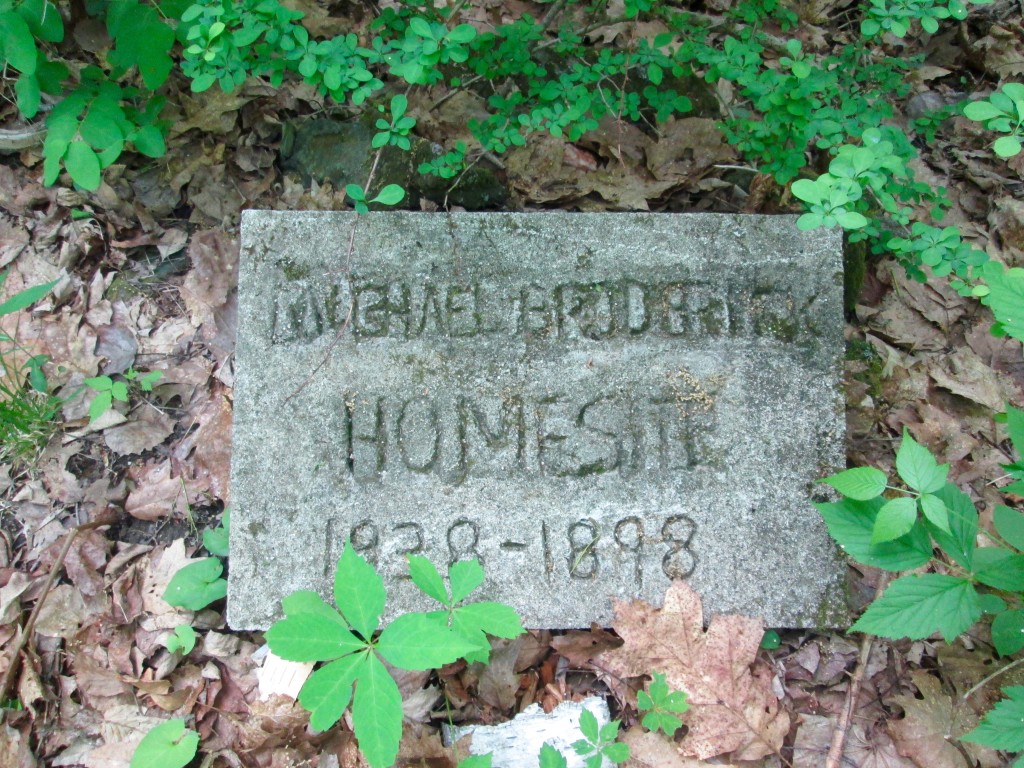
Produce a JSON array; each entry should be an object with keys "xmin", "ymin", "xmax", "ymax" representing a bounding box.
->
[{"xmin": 230, "ymin": 211, "xmax": 848, "ymax": 630}]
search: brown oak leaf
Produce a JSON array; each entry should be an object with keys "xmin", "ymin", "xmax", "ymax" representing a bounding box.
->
[{"xmin": 596, "ymin": 581, "xmax": 789, "ymax": 761}]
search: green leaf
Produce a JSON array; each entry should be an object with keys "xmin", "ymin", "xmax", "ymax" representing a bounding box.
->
[
  {"xmin": 0, "ymin": 11, "xmax": 38, "ymax": 74},
  {"xmin": 638, "ymin": 671, "xmax": 688, "ymax": 737},
  {"xmin": 165, "ymin": 624, "xmax": 196, "ymax": 655},
  {"xmin": 351, "ymin": 652, "xmax": 403, "ymax": 768},
  {"xmin": 65, "ymin": 140, "xmax": 102, "ymax": 190},
  {"xmin": 163, "ymin": 558, "xmax": 227, "ymax": 610},
  {"xmin": 266, "ymin": 612, "xmax": 366, "ymax": 662},
  {"xmin": 895, "ymin": 429, "xmax": 948, "ymax": 493},
  {"xmin": 791, "ymin": 178, "xmax": 824, "ymax": 205},
  {"xmin": 345, "ymin": 184, "xmax": 366, "ymax": 202},
  {"xmin": 107, "ymin": 1, "xmax": 175, "ymax": 89},
  {"xmin": 130, "ymin": 719, "xmax": 199, "ymax": 768},
  {"xmin": 334, "ymin": 541, "xmax": 385, "ymax": 641},
  {"xmin": 376, "ymin": 612, "xmax": 478, "ymax": 669},
  {"xmin": 408, "ymin": 555, "xmax": 449, "ymax": 604},
  {"xmin": 408, "ymin": 16, "xmax": 433, "ymax": 38},
  {"xmin": 850, "ymin": 574, "xmax": 981, "ymax": 642},
  {"xmin": 0, "ymin": 278, "xmax": 57, "ymax": 317},
  {"xmin": 300, "ymin": 653, "xmax": 365, "ymax": 732},
  {"xmin": 449, "ymin": 559, "xmax": 485, "ymax": 603},
  {"xmin": 1006, "ymin": 405, "xmax": 1024, "ymax": 454},
  {"xmin": 992, "ymin": 609, "xmax": 1024, "ymax": 656},
  {"xmin": 15, "ymin": 72, "xmax": 41, "ymax": 118},
  {"xmin": 821, "ymin": 467, "xmax": 887, "ymax": 500},
  {"xmin": 872, "ymin": 497, "xmax": 918, "ymax": 544},
  {"xmin": 446, "ymin": 24, "xmax": 477, "ymax": 43},
  {"xmin": 995, "ymin": 505, "xmax": 1024, "ymax": 552},
  {"xmin": 370, "ymin": 184, "xmax": 405, "ymax": 206},
  {"xmin": 961, "ymin": 686, "xmax": 1024, "ymax": 751},
  {"xmin": 88, "ymin": 390, "xmax": 113, "ymax": 422},
  {"xmin": 918, "ymin": 493, "xmax": 949, "ymax": 534},
  {"xmin": 927, "ymin": 483, "xmax": 977, "ymax": 570},
  {"xmin": 202, "ymin": 511, "xmax": 229, "ymax": 557},
  {"xmin": 17, "ymin": 0, "xmax": 63, "ymax": 43},
  {"xmin": 131, "ymin": 125, "xmax": 166, "ymax": 158},
  {"xmin": 281, "ymin": 590, "xmax": 349, "ymax": 625},
  {"xmin": 603, "ymin": 742, "xmax": 630, "ymax": 763},
  {"xmin": 972, "ymin": 548, "xmax": 1024, "ymax": 591},
  {"xmin": 835, "ymin": 211, "xmax": 868, "ymax": 229},
  {"xmin": 994, "ymin": 135, "xmax": 1022, "ymax": 158},
  {"xmin": 452, "ymin": 602, "xmax": 525, "ymax": 639},
  {"xmin": 80, "ymin": 108, "xmax": 124, "ymax": 152},
  {"xmin": 111, "ymin": 381, "xmax": 129, "ymax": 401},
  {"xmin": 538, "ymin": 743, "xmax": 568, "ymax": 768},
  {"xmin": 816, "ymin": 497, "xmax": 932, "ymax": 571},
  {"xmin": 964, "ymin": 101, "xmax": 1006, "ymax": 121},
  {"xmin": 579, "ymin": 708, "xmax": 600, "ymax": 744}
]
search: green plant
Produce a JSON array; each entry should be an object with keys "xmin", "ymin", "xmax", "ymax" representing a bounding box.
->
[
  {"xmin": 84, "ymin": 368, "xmax": 162, "ymax": 423},
  {"xmin": 538, "ymin": 743, "xmax": 568, "ymax": 768},
  {"xmin": 0, "ymin": 272, "xmax": 59, "ymax": 466},
  {"xmin": 571, "ymin": 709, "xmax": 630, "ymax": 768},
  {"xmin": 163, "ymin": 511, "xmax": 229, "ymax": 611},
  {"xmin": 130, "ymin": 718, "xmax": 199, "ymax": 768},
  {"xmin": 265, "ymin": 542, "xmax": 524, "ymax": 768},
  {"xmin": 637, "ymin": 672, "xmax": 689, "ymax": 737},
  {"xmin": 344, "ymin": 183, "xmax": 406, "ymax": 215},
  {"xmin": 963, "ymin": 82, "xmax": 1024, "ymax": 158},
  {"xmin": 164, "ymin": 625, "xmax": 197, "ymax": 655},
  {"xmin": 817, "ymin": 408, "xmax": 1024, "ymax": 763}
]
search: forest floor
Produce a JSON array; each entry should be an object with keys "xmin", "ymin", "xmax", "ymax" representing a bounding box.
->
[{"xmin": 2, "ymin": 0, "xmax": 1024, "ymax": 766}]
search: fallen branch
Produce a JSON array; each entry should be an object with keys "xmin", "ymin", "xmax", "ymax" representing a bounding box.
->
[{"xmin": 0, "ymin": 125, "xmax": 45, "ymax": 153}]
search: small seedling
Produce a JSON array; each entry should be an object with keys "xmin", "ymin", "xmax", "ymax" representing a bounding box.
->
[
  {"xmin": 130, "ymin": 718, "xmax": 199, "ymax": 768},
  {"xmin": 84, "ymin": 368, "xmax": 162, "ymax": 423},
  {"xmin": 964, "ymin": 83, "xmax": 1024, "ymax": 158},
  {"xmin": 163, "ymin": 557, "xmax": 226, "ymax": 611},
  {"xmin": 571, "ymin": 709, "xmax": 630, "ymax": 768},
  {"xmin": 538, "ymin": 743, "xmax": 568, "ymax": 768},
  {"xmin": 202, "ymin": 509, "xmax": 230, "ymax": 557},
  {"xmin": 164, "ymin": 625, "xmax": 197, "ymax": 655},
  {"xmin": 344, "ymin": 183, "xmax": 406, "ymax": 214},
  {"xmin": 638, "ymin": 672, "xmax": 689, "ymax": 737}
]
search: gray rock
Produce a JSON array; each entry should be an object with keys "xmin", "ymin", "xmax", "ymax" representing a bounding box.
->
[{"xmin": 229, "ymin": 212, "xmax": 848, "ymax": 630}]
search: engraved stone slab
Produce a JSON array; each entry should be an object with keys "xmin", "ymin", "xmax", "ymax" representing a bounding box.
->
[{"xmin": 230, "ymin": 211, "xmax": 848, "ymax": 630}]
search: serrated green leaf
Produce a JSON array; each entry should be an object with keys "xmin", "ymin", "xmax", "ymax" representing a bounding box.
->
[
  {"xmin": 927, "ymin": 483, "xmax": 977, "ymax": 570},
  {"xmin": 895, "ymin": 429, "xmax": 948, "ymax": 492},
  {"xmin": 973, "ymin": 547, "xmax": 1024, "ymax": 591},
  {"xmin": 872, "ymin": 496, "xmax": 918, "ymax": 544},
  {"xmin": 334, "ymin": 541, "xmax": 385, "ymax": 640},
  {"xmin": 449, "ymin": 559, "xmax": 485, "ymax": 603},
  {"xmin": 961, "ymin": 686, "xmax": 1024, "ymax": 750},
  {"xmin": 376, "ymin": 612, "xmax": 477, "ymax": 669},
  {"xmin": 163, "ymin": 558, "xmax": 226, "ymax": 610},
  {"xmin": 995, "ymin": 505, "xmax": 1024, "ymax": 552},
  {"xmin": 281, "ymin": 590, "xmax": 348, "ymax": 624},
  {"xmin": 918, "ymin": 493, "xmax": 949, "ymax": 533},
  {"xmin": 603, "ymin": 742, "xmax": 630, "ymax": 763},
  {"xmin": 88, "ymin": 390, "xmax": 113, "ymax": 422},
  {"xmin": 351, "ymin": 652, "xmax": 403, "ymax": 768},
  {"xmin": 821, "ymin": 467, "xmax": 887, "ymax": 500},
  {"xmin": 65, "ymin": 140, "xmax": 102, "ymax": 190},
  {"xmin": 266, "ymin": 612, "xmax": 365, "ymax": 662},
  {"xmin": 992, "ymin": 609, "xmax": 1024, "ymax": 656},
  {"xmin": 578, "ymin": 708, "xmax": 599, "ymax": 743},
  {"xmin": 130, "ymin": 719, "xmax": 199, "ymax": 768},
  {"xmin": 0, "ymin": 278, "xmax": 57, "ymax": 317},
  {"xmin": 111, "ymin": 381, "xmax": 129, "ymax": 401},
  {"xmin": 408, "ymin": 555, "xmax": 449, "ymax": 604},
  {"xmin": 300, "ymin": 653, "xmax": 365, "ymax": 732},
  {"xmin": 851, "ymin": 574, "xmax": 980, "ymax": 643},
  {"xmin": 452, "ymin": 601, "xmax": 525, "ymax": 640},
  {"xmin": 538, "ymin": 743, "xmax": 568, "ymax": 768},
  {"xmin": 816, "ymin": 497, "xmax": 932, "ymax": 571}
]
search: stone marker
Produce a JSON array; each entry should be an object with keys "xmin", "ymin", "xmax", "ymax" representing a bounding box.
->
[{"xmin": 229, "ymin": 211, "xmax": 848, "ymax": 630}]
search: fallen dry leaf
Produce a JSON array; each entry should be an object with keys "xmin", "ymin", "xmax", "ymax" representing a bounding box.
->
[
  {"xmin": 597, "ymin": 582, "xmax": 789, "ymax": 761},
  {"xmin": 180, "ymin": 230, "xmax": 239, "ymax": 329}
]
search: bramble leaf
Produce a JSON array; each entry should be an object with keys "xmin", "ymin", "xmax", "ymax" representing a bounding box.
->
[
  {"xmin": 918, "ymin": 493, "xmax": 950, "ymax": 534},
  {"xmin": 961, "ymin": 686, "xmax": 1024, "ymax": 751},
  {"xmin": 992, "ymin": 609, "xmax": 1024, "ymax": 657},
  {"xmin": 927, "ymin": 483, "xmax": 977, "ymax": 570},
  {"xmin": 821, "ymin": 467, "xmax": 887, "ymax": 500},
  {"xmin": 130, "ymin": 719, "xmax": 198, "ymax": 768},
  {"xmin": 895, "ymin": 429, "xmax": 948, "ymax": 493},
  {"xmin": 850, "ymin": 574, "xmax": 980, "ymax": 642},
  {"xmin": 872, "ymin": 496, "xmax": 918, "ymax": 544},
  {"xmin": 538, "ymin": 744, "xmax": 568, "ymax": 768},
  {"xmin": 816, "ymin": 497, "xmax": 932, "ymax": 571},
  {"xmin": 972, "ymin": 548, "xmax": 1024, "ymax": 592},
  {"xmin": 995, "ymin": 505, "xmax": 1024, "ymax": 552}
]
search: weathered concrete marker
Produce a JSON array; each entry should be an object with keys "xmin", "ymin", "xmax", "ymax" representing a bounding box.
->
[{"xmin": 229, "ymin": 212, "xmax": 847, "ymax": 629}]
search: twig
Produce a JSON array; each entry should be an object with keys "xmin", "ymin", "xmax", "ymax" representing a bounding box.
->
[
  {"xmin": 960, "ymin": 655, "xmax": 1024, "ymax": 703},
  {"xmin": 824, "ymin": 572, "xmax": 892, "ymax": 768},
  {"xmin": 0, "ymin": 125, "xmax": 45, "ymax": 153},
  {"xmin": 0, "ymin": 511, "xmax": 119, "ymax": 706}
]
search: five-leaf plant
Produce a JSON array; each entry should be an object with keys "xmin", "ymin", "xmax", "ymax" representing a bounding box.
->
[{"xmin": 265, "ymin": 542, "xmax": 524, "ymax": 768}]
